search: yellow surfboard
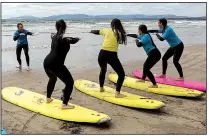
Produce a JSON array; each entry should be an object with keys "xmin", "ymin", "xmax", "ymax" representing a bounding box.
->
[
  {"xmin": 2, "ymin": 87, "xmax": 111, "ymax": 124},
  {"xmin": 109, "ymin": 74, "xmax": 205, "ymax": 97},
  {"xmin": 74, "ymin": 80, "xmax": 165, "ymax": 109}
]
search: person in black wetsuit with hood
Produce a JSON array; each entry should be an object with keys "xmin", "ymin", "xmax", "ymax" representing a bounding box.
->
[{"xmin": 43, "ymin": 19, "xmax": 80, "ymax": 110}]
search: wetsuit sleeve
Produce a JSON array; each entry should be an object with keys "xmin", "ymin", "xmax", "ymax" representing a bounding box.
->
[
  {"xmin": 27, "ymin": 31, "xmax": 33, "ymax": 35},
  {"xmin": 13, "ymin": 31, "xmax": 20, "ymax": 41},
  {"xmin": 90, "ymin": 30, "xmax": 100, "ymax": 35},
  {"xmin": 135, "ymin": 39, "xmax": 143, "ymax": 47},
  {"xmin": 63, "ymin": 37, "xmax": 80, "ymax": 44},
  {"xmin": 147, "ymin": 30, "xmax": 158, "ymax": 33},
  {"xmin": 156, "ymin": 33, "xmax": 165, "ymax": 41},
  {"xmin": 147, "ymin": 30, "xmax": 163, "ymax": 33},
  {"xmin": 126, "ymin": 34, "xmax": 138, "ymax": 38}
]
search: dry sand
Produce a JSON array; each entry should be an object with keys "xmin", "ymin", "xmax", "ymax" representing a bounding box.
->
[{"xmin": 1, "ymin": 45, "xmax": 206, "ymax": 134}]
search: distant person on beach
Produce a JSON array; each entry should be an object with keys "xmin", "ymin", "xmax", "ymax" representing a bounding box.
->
[
  {"xmin": 90, "ymin": 18, "xmax": 127, "ymax": 98},
  {"xmin": 13, "ymin": 23, "xmax": 33, "ymax": 71},
  {"xmin": 43, "ymin": 19, "xmax": 80, "ymax": 110},
  {"xmin": 148, "ymin": 18, "xmax": 184, "ymax": 80},
  {"xmin": 127, "ymin": 24, "xmax": 161, "ymax": 88}
]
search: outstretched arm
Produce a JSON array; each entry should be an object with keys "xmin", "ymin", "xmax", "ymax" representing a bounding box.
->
[
  {"xmin": 147, "ymin": 30, "xmax": 163, "ymax": 33},
  {"xmin": 63, "ymin": 37, "xmax": 80, "ymax": 44},
  {"xmin": 156, "ymin": 33, "xmax": 165, "ymax": 41},
  {"xmin": 147, "ymin": 30, "xmax": 158, "ymax": 33},
  {"xmin": 27, "ymin": 31, "xmax": 33, "ymax": 35},
  {"xmin": 90, "ymin": 30, "xmax": 100, "ymax": 35},
  {"xmin": 126, "ymin": 34, "xmax": 138, "ymax": 38}
]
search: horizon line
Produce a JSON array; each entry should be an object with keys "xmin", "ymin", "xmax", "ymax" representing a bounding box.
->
[{"xmin": 3, "ymin": 13, "xmax": 206, "ymax": 19}]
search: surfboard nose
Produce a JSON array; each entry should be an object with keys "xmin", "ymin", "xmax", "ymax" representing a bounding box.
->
[{"xmin": 98, "ymin": 116, "xmax": 112, "ymax": 124}]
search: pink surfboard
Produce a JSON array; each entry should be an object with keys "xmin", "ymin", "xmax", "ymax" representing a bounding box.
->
[{"xmin": 133, "ymin": 69, "xmax": 206, "ymax": 92}]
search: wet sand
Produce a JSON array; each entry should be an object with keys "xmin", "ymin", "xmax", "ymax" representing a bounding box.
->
[{"xmin": 1, "ymin": 45, "xmax": 206, "ymax": 134}]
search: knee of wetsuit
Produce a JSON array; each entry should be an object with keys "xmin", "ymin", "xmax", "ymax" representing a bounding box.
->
[
  {"xmin": 50, "ymin": 76, "xmax": 57, "ymax": 82},
  {"xmin": 66, "ymin": 78, "xmax": 74, "ymax": 87},
  {"xmin": 101, "ymin": 68, "xmax": 107, "ymax": 73},
  {"xmin": 142, "ymin": 67, "xmax": 148, "ymax": 73},
  {"xmin": 162, "ymin": 56, "xmax": 168, "ymax": 62},
  {"xmin": 25, "ymin": 53, "xmax": 29, "ymax": 57},
  {"xmin": 119, "ymin": 72, "xmax": 125, "ymax": 80},
  {"xmin": 158, "ymin": 53, "xmax": 162, "ymax": 60},
  {"xmin": 143, "ymin": 63, "xmax": 147, "ymax": 68},
  {"xmin": 72, "ymin": 79, "xmax": 74, "ymax": 86},
  {"xmin": 173, "ymin": 59, "xmax": 179, "ymax": 64}
]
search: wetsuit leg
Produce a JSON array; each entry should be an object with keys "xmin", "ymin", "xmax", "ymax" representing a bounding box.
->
[
  {"xmin": 22, "ymin": 45, "xmax": 30, "ymax": 66},
  {"xmin": 162, "ymin": 47, "xmax": 175, "ymax": 75},
  {"xmin": 173, "ymin": 42, "xmax": 184, "ymax": 77},
  {"xmin": 98, "ymin": 50, "xmax": 108, "ymax": 88},
  {"xmin": 108, "ymin": 53, "xmax": 125, "ymax": 92},
  {"xmin": 44, "ymin": 68, "xmax": 57, "ymax": 99},
  {"xmin": 52, "ymin": 65, "xmax": 74, "ymax": 105},
  {"xmin": 142, "ymin": 49, "xmax": 161, "ymax": 85},
  {"xmin": 16, "ymin": 46, "xmax": 22, "ymax": 66}
]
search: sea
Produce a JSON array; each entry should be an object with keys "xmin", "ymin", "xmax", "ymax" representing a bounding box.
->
[{"xmin": 2, "ymin": 20, "xmax": 206, "ymax": 73}]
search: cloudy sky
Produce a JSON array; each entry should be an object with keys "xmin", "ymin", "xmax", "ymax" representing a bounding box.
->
[{"xmin": 2, "ymin": 3, "xmax": 206, "ymax": 19}]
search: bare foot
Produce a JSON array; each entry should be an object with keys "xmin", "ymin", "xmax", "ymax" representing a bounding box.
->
[
  {"xmin": 136, "ymin": 79, "xmax": 145, "ymax": 83},
  {"xmin": 176, "ymin": 77, "xmax": 184, "ymax": 80},
  {"xmin": 157, "ymin": 74, "xmax": 166, "ymax": 78},
  {"xmin": 149, "ymin": 84, "xmax": 158, "ymax": 88},
  {"xmin": 61, "ymin": 104, "xmax": 75, "ymax": 110},
  {"xmin": 100, "ymin": 87, "xmax": 105, "ymax": 92},
  {"xmin": 26, "ymin": 67, "xmax": 30, "ymax": 71},
  {"xmin": 16, "ymin": 65, "xmax": 22, "ymax": 70},
  {"xmin": 46, "ymin": 98, "xmax": 53, "ymax": 103},
  {"xmin": 115, "ymin": 92, "xmax": 126, "ymax": 98}
]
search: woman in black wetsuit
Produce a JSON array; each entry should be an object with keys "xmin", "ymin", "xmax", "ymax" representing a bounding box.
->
[{"xmin": 43, "ymin": 19, "xmax": 80, "ymax": 110}]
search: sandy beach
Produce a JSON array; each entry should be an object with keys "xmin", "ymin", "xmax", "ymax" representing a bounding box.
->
[{"xmin": 1, "ymin": 44, "xmax": 206, "ymax": 134}]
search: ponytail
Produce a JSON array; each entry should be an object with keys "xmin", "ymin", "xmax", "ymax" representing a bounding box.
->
[
  {"xmin": 139, "ymin": 24, "xmax": 157, "ymax": 48},
  {"xmin": 111, "ymin": 18, "xmax": 127, "ymax": 45}
]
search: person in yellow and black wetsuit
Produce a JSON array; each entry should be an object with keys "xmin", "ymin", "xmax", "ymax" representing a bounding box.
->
[{"xmin": 90, "ymin": 18, "xmax": 127, "ymax": 98}]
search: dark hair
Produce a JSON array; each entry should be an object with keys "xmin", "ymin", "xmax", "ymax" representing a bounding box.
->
[
  {"xmin": 17, "ymin": 23, "xmax": 23, "ymax": 28},
  {"xmin": 55, "ymin": 19, "xmax": 66, "ymax": 36},
  {"xmin": 111, "ymin": 18, "xmax": 127, "ymax": 45},
  {"xmin": 159, "ymin": 18, "xmax": 167, "ymax": 28},
  {"xmin": 138, "ymin": 24, "xmax": 156, "ymax": 48}
]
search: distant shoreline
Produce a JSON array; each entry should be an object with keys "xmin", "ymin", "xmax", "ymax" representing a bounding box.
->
[
  {"xmin": 3, "ymin": 14, "xmax": 206, "ymax": 21},
  {"xmin": 2, "ymin": 19, "xmax": 206, "ymax": 24}
]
